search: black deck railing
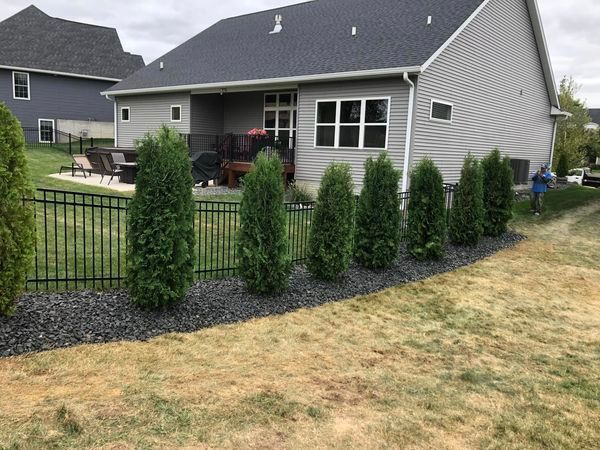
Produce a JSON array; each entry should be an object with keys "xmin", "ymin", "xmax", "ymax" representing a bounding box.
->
[
  {"xmin": 22, "ymin": 127, "xmax": 114, "ymax": 154},
  {"xmin": 183, "ymin": 133, "xmax": 295, "ymax": 165}
]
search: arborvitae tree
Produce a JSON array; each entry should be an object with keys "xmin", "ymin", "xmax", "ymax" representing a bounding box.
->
[
  {"xmin": 0, "ymin": 103, "xmax": 35, "ymax": 316},
  {"xmin": 307, "ymin": 163, "xmax": 355, "ymax": 281},
  {"xmin": 556, "ymin": 152, "xmax": 569, "ymax": 177},
  {"xmin": 238, "ymin": 152, "xmax": 291, "ymax": 293},
  {"xmin": 127, "ymin": 126, "xmax": 195, "ymax": 308},
  {"xmin": 406, "ymin": 157, "xmax": 447, "ymax": 260},
  {"xmin": 354, "ymin": 153, "xmax": 402, "ymax": 269},
  {"xmin": 449, "ymin": 154, "xmax": 484, "ymax": 245},
  {"xmin": 481, "ymin": 149, "xmax": 514, "ymax": 237}
]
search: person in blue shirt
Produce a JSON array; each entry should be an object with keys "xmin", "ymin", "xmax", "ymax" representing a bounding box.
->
[{"xmin": 530, "ymin": 163, "xmax": 553, "ymax": 215}]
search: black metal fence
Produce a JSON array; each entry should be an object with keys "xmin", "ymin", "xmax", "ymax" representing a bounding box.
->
[
  {"xmin": 183, "ymin": 133, "xmax": 295, "ymax": 165},
  {"xmin": 23, "ymin": 127, "xmax": 114, "ymax": 154},
  {"xmin": 24, "ymin": 185, "xmax": 455, "ymax": 291}
]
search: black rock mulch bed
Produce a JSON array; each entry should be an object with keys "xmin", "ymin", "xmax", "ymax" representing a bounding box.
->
[{"xmin": 0, "ymin": 233, "xmax": 524, "ymax": 357}]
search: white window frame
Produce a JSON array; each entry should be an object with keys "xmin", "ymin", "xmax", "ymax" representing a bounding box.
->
[
  {"xmin": 429, "ymin": 99, "xmax": 454, "ymax": 123},
  {"xmin": 263, "ymin": 92, "xmax": 298, "ymax": 142},
  {"xmin": 314, "ymin": 97, "xmax": 391, "ymax": 149},
  {"xmin": 170, "ymin": 104, "xmax": 182, "ymax": 122},
  {"xmin": 12, "ymin": 71, "xmax": 30, "ymax": 100},
  {"xmin": 120, "ymin": 106, "xmax": 130, "ymax": 122},
  {"xmin": 38, "ymin": 118, "xmax": 55, "ymax": 143}
]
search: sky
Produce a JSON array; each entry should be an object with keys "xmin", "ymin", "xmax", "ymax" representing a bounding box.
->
[{"xmin": 1, "ymin": 0, "xmax": 599, "ymax": 106}]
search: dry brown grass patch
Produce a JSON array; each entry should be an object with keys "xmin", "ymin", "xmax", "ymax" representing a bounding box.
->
[{"xmin": 1, "ymin": 202, "xmax": 599, "ymax": 449}]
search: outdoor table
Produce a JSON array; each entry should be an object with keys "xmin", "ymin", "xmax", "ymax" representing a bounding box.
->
[{"xmin": 118, "ymin": 162, "xmax": 137, "ymax": 184}]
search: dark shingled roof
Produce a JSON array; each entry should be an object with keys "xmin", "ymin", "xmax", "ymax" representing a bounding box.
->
[
  {"xmin": 0, "ymin": 5, "xmax": 144, "ymax": 80},
  {"xmin": 108, "ymin": 0, "xmax": 485, "ymax": 92},
  {"xmin": 589, "ymin": 109, "xmax": 600, "ymax": 125}
]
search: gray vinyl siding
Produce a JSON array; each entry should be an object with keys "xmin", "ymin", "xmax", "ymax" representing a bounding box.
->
[
  {"xmin": 295, "ymin": 77, "xmax": 410, "ymax": 188},
  {"xmin": 223, "ymin": 91, "xmax": 264, "ymax": 134},
  {"xmin": 411, "ymin": 0, "xmax": 555, "ymax": 184},
  {"xmin": 116, "ymin": 93, "xmax": 190, "ymax": 147},
  {"xmin": 0, "ymin": 69, "xmax": 114, "ymax": 128},
  {"xmin": 191, "ymin": 94, "xmax": 224, "ymax": 134}
]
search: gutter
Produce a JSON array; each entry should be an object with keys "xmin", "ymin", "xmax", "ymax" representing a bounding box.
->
[
  {"xmin": 401, "ymin": 72, "xmax": 416, "ymax": 192},
  {"xmin": 101, "ymin": 66, "xmax": 422, "ymax": 96}
]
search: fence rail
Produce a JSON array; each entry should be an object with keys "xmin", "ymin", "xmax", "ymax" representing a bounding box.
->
[
  {"xmin": 24, "ymin": 185, "xmax": 455, "ymax": 291},
  {"xmin": 23, "ymin": 127, "xmax": 114, "ymax": 154}
]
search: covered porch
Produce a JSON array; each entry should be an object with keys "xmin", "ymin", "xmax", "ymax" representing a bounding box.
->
[{"xmin": 183, "ymin": 90, "xmax": 298, "ymax": 186}]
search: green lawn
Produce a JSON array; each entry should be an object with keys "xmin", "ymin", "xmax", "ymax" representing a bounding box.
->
[
  {"xmin": 512, "ymin": 185, "xmax": 600, "ymax": 223},
  {"xmin": 2, "ymin": 189, "xmax": 599, "ymax": 449}
]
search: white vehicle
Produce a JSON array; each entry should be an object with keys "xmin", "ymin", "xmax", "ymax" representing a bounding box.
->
[{"xmin": 566, "ymin": 168, "xmax": 591, "ymax": 185}]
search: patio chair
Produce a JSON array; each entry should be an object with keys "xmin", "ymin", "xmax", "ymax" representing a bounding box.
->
[
  {"xmin": 99, "ymin": 153, "xmax": 123, "ymax": 185},
  {"xmin": 111, "ymin": 152, "xmax": 127, "ymax": 166},
  {"xmin": 59, "ymin": 154, "xmax": 93, "ymax": 178}
]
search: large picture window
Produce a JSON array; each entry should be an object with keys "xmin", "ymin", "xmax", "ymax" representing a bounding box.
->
[
  {"xmin": 13, "ymin": 71, "xmax": 30, "ymax": 100},
  {"xmin": 315, "ymin": 98, "xmax": 389, "ymax": 149}
]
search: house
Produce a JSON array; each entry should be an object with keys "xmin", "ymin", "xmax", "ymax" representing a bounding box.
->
[
  {"xmin": 103, "ymin": 0, "xmax": 564, "ymax": 190},
  {"xmin": 585, "ymin": 109, "xmax": 600, "ymax": 131},
  {"xmin": 0, "ymin": 5, "xmax": 144, "ymax": 143}
]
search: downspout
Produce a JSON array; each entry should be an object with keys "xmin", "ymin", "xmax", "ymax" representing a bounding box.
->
[
  {"xmin": 105, "ymin": 94, "xmax": 117, "ymax": 147},
  {"xmin": 401, "ymin": 72, "xmax": 416, "ymax": 192},
  {"xmin": 549, "ymin": 117, "xmax": 558, "ymax": 167}
]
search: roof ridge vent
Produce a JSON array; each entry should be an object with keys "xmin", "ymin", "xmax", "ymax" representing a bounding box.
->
[
  {"xmin": 269, "ymin": 14, "xmax": 283, "ymax": 34},
  {"xmin": 427, "ymin": 16, "xmax": 432, "ymax": 25}
]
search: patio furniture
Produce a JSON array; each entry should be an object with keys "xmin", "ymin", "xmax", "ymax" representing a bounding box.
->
[
  {"xmin": 59, "ymin": 154, "xmax": 94, "ymax": 178},
  {"xmin": 117, "ymin": 162, "xmax": 138, "ymax": 184},
  {"xmin": 111, "ymin": 152, "xmax": 127, "ymax": 165},
  {"xmin": 99, "ymin": 153, "xmax": 123, "ymax": 185}
]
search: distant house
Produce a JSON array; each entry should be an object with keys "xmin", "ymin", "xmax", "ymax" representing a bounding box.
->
[
  {"xmin": 586, "ymin": 109, "xmax": 600, "ymax": 131},
  {"xmin": 0, "ymin": 5, "xmax": 144, "ymax": 143},
  {"xmin": 104, "ymin": 0, "xmax": 566, "ymax": 189}
]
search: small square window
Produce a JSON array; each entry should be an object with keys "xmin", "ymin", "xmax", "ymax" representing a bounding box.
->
[
  {"xmin": 265, "ymin": 94, "xmax": 277, "ymax": 107},
  {"xmin": 171, "ymin": 105, "xmax": 181, "ymax": 122},
  {"xmin": 430, "ymin": 101, "xmax": 453, "ymax": 122},
  {"xmin": 121, "ymin": 107, "xmax": 130, "ymax": 122}
]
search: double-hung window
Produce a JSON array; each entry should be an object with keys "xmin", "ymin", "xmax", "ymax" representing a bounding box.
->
[
  {"xmin": 315, "ymin": 98, "xmax": 389, "ymax": 149},
  {"xmin": 13, "ymin": 71, "xmax": 30, "ymax": 100}
]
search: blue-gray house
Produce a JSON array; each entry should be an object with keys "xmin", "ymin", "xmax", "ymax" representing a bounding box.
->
[{"xmin": 0, "ymin": 5, "xmax": 144, "ymax": 142}]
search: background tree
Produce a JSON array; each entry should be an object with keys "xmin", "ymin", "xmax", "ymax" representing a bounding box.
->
[
  {"xmin": 554, "ymin": 77, "xmax": 591, "ymax": 169},
  {"xmin": 307, "ymin": 163, "xmax": 355, "ymax": 281},
  {"xmin": 0, "ymin": 103, "xmax": 35, "ymax": 316},
  {"xmin": 406, "ymin": 158, "xmax": 446, "ymax": 259},
  {"xmin": 238, "ymin": 152, "xmax": 291, "ymax": 293},
  {"xmin": 482, "ymin": 149, "xmax": 514, "ymax": 237},
  {"xmin": 449, "ymin": 154, "xmax": 484, "ymax": 245},
  {"xmin": 354, "ymin": 153, "xmax": 402, "ymax": 269},
  {"xmin": 556, "ymin": 152, "xmax": 569, "ymax": 178},
  {"xmin": 127, "ymin": 126, "xmax": 195, "ymax": 308}
]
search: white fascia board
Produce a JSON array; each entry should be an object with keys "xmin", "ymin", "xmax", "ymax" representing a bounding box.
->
[
  {"xmin": 0, "ymin": 65, "xmax": 121, "ymax": 82},
  {"xmin": 421, "ymin": 0, "xmax": 492, "ymax": 72},
  {"xmin": 100, "ymin": 66, "xmax": 422, "ymax": 96},
  {"xmin": 526, "ymin": 0, "xmax": 560, "ymax": 108}
]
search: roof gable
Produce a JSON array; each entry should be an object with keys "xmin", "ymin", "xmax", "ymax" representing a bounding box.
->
[{"xmin": 0, "ymin": 5, "xmax": 144, "ymax": 80}]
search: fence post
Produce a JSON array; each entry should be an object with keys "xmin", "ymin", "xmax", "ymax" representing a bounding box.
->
[
  {"xmin": 69, "ymin": 133, "xmax": 72, "ymax": 154},
  {"xmin": 79, "ymin": 136, "xmax": 83, "ymax": 154},
  {"xmin": 91, "ymin": 137, "xmax": 94, "ymax": 148}
]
